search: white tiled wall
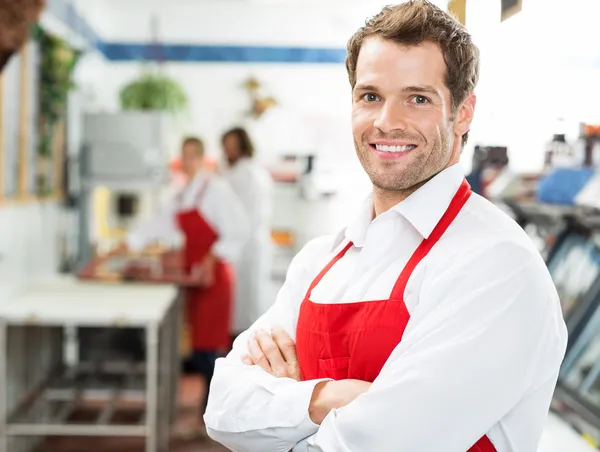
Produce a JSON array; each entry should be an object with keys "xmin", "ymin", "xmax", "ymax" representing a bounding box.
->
[{"xmin": 0, "ymin": 202, "xmax": 61, "ymax": 299}]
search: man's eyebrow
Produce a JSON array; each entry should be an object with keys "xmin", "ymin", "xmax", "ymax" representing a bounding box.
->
[
  {"xmin": 353, "ymin": 84, "xmax": 378, "ymax": 92},
  {"xmin": 402, "ymin": 85, "xmax": 441, "ymax": 98}
]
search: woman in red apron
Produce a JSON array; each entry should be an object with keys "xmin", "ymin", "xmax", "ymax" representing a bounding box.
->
[
  {"xmin": 177, "ymin": 178, "xmax": 233, "ymax": 415},
  {"xmin": 294, "ymin": 180, "xmax": 495, "ymax": 451},
  {"xmin": 125, "ymin": 136, "xmax": 248, "ymax": 435}
]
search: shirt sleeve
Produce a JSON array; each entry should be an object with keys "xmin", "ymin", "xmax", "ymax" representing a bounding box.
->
[
  {"xmin": 202, "ymin": 176, "xmax": 251, "ymax": 263},
  {"xmin": 204, "ymin": 237, "xmax": 335, "ymax": 452},
  {"xmin": 125, "ymin": 200, "xmax": 178, "ymax": 253},
  {"xmin": 305, "ymin": 242, "xmax": 568, "ymax": 452}
]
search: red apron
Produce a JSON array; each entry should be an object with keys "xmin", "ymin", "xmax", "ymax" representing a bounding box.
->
[
  {"xmin": 176, "ymin": 180, "xmax": 233, "ymax": 350},
  {"xmin": 296, "ymin": 179, "xmax": 495, "ymax": 452}
]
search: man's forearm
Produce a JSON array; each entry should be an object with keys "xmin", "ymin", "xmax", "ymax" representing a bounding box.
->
[
  {"xmin": 308, "ymin": 380, "xmax": 372, "ymax": 425},
  {"xmin": 205, "ymin": 356, "xmax": 326, "ymax": 452}
]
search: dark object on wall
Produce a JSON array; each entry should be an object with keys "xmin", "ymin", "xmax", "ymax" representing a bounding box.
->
[
  {"xmin": 501, "ymin": 0, "xmax": 522, "ymax": 22},
  {"xmin": 486, "ymin": 146, "xmax": 510, "ymax": 167},
  {"xmin": 116, "ymin": 193, "xmax": 139, "ymax": 218},
  {"xmin": 473, "ymin": 145, "xmax": 510, "ymax": 168},
  {"xmin": 0, "ymin": 0, "xmax": 46, "ymax": 71}
]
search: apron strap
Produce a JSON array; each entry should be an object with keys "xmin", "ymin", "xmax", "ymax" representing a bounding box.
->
[
  {"xmin": 390, "ymin": 179, "xmax": 472, "ymax": 300},
  {"xmin": 306, "ymin": 241, "xmax": 353, "ymax": 300},
  {"xmin": 193, "ymin": 178, "xmax": 211, "ymax": 206},
  {"xmin": 176, "ymin": 176, "xmax": 211, "ymax": 209}
]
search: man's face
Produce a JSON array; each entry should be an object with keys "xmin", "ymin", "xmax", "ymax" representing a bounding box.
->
[
  {"xmin": 181, "ymin": 143, "xmax": 202, "ymax": 178},
  {"xmin": 351, "ymin": 37, "xmax": 475, "ymax": 192},
  {"xmin": 223, "ymin": 134, "xmax": 242, "ymax": 165}
]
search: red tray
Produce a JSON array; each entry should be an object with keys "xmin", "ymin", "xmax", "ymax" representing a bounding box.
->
[{"xmin": 77, "ymin": 251, "xmax": 204, "ymax": 287}]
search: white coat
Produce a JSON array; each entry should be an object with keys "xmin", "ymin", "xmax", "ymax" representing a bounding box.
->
[{"xmin": 223, "ymin": 157, "xmax": 274, "ymax": 333}]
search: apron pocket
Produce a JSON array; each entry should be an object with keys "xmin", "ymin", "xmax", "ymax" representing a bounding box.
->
[{"xmin": 318, "ymin": 357, "xmax": 350, "ymax": 380}]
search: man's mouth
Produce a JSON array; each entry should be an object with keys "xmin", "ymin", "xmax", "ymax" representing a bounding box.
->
[
  {"xmin": 372, "ymin": 144, "xmax": 417, "ymax": 153},
  {"xmin": 374, "ymin": 144, "xmax": 417, "ymax": 152}
]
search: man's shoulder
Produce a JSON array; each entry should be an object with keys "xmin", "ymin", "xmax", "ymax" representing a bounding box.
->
[
  {"xmin": 432, "ymin": 194, "xmax": 553, "ymax": 287},
  {"xmin": 454, "ymin": 192, "xmax": 539, "ymax": 253}
]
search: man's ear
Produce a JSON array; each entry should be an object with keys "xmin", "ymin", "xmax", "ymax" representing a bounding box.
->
[{"xmin": 454, "ymin": 93, "xmax": 476, "ymax": 138}]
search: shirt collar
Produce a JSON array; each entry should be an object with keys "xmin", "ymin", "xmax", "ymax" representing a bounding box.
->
[{"xmin": 331, "ymin": 164, "xmax": 466, "ymax": 250}]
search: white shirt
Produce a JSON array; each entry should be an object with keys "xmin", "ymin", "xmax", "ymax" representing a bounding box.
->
[
  {"xmin": 127, "ymin": 170, "xmax": 249, "ymax": 263},
  {"xmin": 204, "ymin": 164, "xmax": 568, "ymax": 452}
]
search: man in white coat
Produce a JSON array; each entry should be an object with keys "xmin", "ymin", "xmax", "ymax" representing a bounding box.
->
[
  {"xmin": 204, "ymin": 2, "xmax": 568, "ymax": 451},
  {"xmin": 221, "ymin": 127, "xmax": 274, "ymax": 340}
]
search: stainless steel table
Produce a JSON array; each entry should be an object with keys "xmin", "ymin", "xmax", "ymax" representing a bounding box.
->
[{"xmin": 0, "ymin": 278, "xmax": 179, "ymax": 452}]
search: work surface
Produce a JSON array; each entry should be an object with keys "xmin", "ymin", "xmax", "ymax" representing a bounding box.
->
[{"xmin": 0, "ymin": 277, "xmax": 178, "ymax": 326}]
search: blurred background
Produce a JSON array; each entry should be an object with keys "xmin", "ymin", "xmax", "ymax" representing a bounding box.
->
[{"xmin": 2, "ymin": 0, "xmax": 600, "ymax": 451}]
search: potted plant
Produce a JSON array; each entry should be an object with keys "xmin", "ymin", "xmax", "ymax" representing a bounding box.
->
[{"xmin": 119, "ymin": 71, "xmax": 188, "ymax": 114}]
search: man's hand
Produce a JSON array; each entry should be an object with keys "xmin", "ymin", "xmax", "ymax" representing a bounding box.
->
[
  {"xmin": 242, "ymin": 327, "xmax": 302, "ymax": 381},
  {"xmin": 192, "ymin": 252, "xmax": 216, "ymax": 287},
  {"xmin": 308, "ymin": 379, "xmax": 371, "ymax": 425},
  {"xmin": 111, "ymin": 243, "xmax": 130, "ymax": 256}
]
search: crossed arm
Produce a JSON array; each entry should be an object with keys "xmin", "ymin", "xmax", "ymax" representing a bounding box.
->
[
  {"xmin": 204, "ymin": 242, "xmax": 566, "ymax": 452},
  {"xmin": 243, "ymin": 327, "xmax": 371, "ymax": 426}
]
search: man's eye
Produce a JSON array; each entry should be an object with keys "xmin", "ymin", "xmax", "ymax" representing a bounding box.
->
[
  {"xmin": 411, "ymin": 95, "xmax": 429, "ymax": 104},
  {"xmin": 362, "ymin": 93, "xmax": 380, "ymax": 102}
]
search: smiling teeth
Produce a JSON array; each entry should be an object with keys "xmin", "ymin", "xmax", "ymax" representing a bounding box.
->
[{"xmin": 375, "ymin": 144, "xmax": 415, "ymax": 152}]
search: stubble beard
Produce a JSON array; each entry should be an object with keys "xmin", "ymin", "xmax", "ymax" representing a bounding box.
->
[{"xmin": 354, "ymin": 129, "xmax": 454, "ymax": 194}]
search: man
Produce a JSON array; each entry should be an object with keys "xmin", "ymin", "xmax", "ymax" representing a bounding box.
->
[
  {"xmin": 204, "ymin": 2, "xmax": 567, "ymax": 451},
  {"xmin": 125, "ymin": 136, "xmax": 249, "ymax": 435},
  {"xmin": 221, "ymin": 127, "xmax": 274, "ymax": 340}
]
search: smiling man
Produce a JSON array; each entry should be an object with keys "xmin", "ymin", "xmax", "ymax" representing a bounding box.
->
[{"xmin": 204, "ymin": 2, "xmax": 567, "ymax": 451}]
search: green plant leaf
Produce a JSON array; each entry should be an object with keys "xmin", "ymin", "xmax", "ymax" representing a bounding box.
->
[{"xmin": 119, "ymin": 72, "xmax": 188, "ymax": 114}]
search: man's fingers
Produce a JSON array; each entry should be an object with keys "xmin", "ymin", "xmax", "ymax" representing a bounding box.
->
[
  {"xmin": 271, "ymin": 326, "xmax": 298, "ymax": 364},
  {"xmin": 247, "ymin": 336, "xmax": 271, "ymax": 372},
  {"xmin": 241, "ymin": 354, "xmax": 254, "ymax": 365},
  {"xmin": 255, "ymin": 330, "xmax": 288, "ymax": 377}
]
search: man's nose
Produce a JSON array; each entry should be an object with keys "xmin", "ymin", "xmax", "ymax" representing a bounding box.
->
[{"xmin": 373, "ymin": 102, "xmax": 408, "ymax": 133}]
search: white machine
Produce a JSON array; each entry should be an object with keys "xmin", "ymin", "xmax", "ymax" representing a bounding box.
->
[{"xmin": 77, "ymin": 111, "xmax": 178, "ymax": 265}]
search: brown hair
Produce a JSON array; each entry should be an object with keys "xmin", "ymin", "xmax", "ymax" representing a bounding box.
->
[
  {"xmin": 222, "ymin": 127, "xmax": 255, "ymax": 158},
  {"xmin": 182, "ymin": 136, "xmax": 205, "ymax": 157},
  {"xmin": 345, "ymin": 0, "xmax": 479, "ymax": 146}
]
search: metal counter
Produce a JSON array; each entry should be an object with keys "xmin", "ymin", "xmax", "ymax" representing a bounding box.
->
[{"xmin": 0, "ymin": 278, "xmax": 180, "ymax": 452}]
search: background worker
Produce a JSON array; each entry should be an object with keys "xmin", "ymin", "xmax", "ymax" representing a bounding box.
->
[
  {"xmin": 125, "ymin": 136, "xmax": 249, "ymax": 435},
  {"xmin": 221, "ymin": 127, "xmax": 274, "ymax": 341}
]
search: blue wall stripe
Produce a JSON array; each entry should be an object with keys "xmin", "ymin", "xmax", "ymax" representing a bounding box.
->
[
  {"xmin": 99, "ymin": 43, "xmax": 347, "ymax": 63},
  {"xmin": 45, "ymin": 0, "xmax": 347, "ymax": 63}
]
